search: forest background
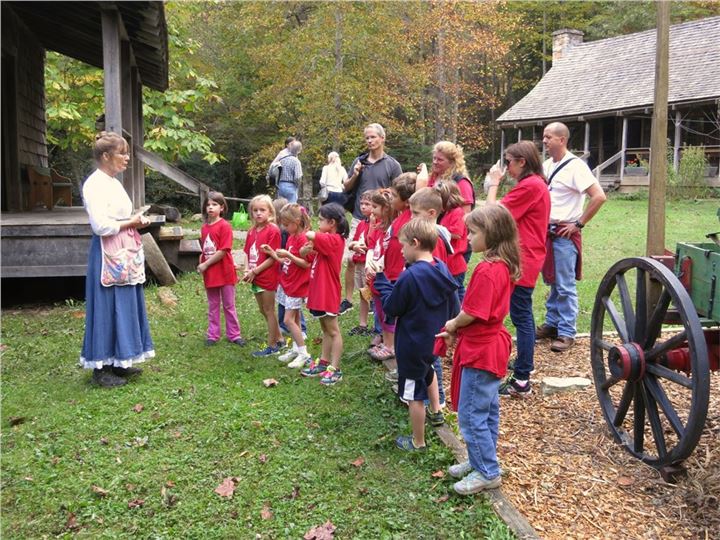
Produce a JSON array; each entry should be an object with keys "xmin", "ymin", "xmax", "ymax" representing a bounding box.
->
[{"xmin": 45, "ymin": 0, "xmax": 720, "ymax": 212}]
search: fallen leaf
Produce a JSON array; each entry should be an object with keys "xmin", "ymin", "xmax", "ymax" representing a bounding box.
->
[
  {"xmin": 259, "ymin": 454, "xmax": 268, "ymax": 464},
  {"xmin": 178, "ymin": 332, "xmax": 188, "ymax": 337},
  {"xmin": 288, "ymin": 485, "xmax": 301, "ymax": 499},
  {"xmin": 617, "ymin": 476, "xmax": 635, "ymax": 486},
  {"xmin": 128, "ymin": 498, "xmax": 145, "ymax": 509},
  {"xmin": 304, "ymin": 520, "xmax": 336, "ymax": 540},
  {"xmin": 312, "ymin": 337, "xmax": 323, "ymax": 345},
  {"xmin": 172, "ymin": 431, "xmax": 182, "ymax": 439},
  {"xmin": 91, "ymin": 485, "xmax": 109, "ymax": 498},
  {"xmin": 51, "ymin": 456, "xmax": 60, "ymax": 465},
  {"xmin": 263, "ymin": 378, "xmax": 278, "ymax": 388},
  {"xmin": 431, "ymin": 470, "xmax": 445, "ymax": 478},
  {"xmin": 434, "ymin": 494, "xmax": 450, "ymax": 503},
  {"xmin": 351, "ymin": 457, "xmax": 365, "ymax": 468},
  {"xmin": 261, "ymin": 502, "xmax": 273, "ymax": 520},
  {"xmin": 71, "ymin": 311, "xmax": 85, "ymax": 319},
  {"xmin": 161, "ymin": 486, "xmax": 178, "ymax": 507},
  {"xmin": 251, "ymin": 421, "xmax": 263, "ymax": 428},
  {"xmin": 100, "ymin": 437, "xmax": 109, "ymax": 445},
  {"xmin": 24, "ymin": 476, "xmax": 33, "ymax": 482},
  {"xmin": 239, "ymin": 450, "xmax": 249, "ymax": 458},
  {"xmin": 126, "ymin": 483, "xmax": 136, "ymax": 492},
  {"xmin": 165, "ymin": 480, "xmax": 176, "ymax": 488},
  {"xmin": 8, "ymin": 416, "xmax": 26, "ymax": 426},
  {"xmin": 214, "ymin": 477, "xmax": 236, "ymax": 498},
  {"xmin": 0, "ymin": 343, "xmax": 8, "ymax": 351},
  {"xmin": 65, "ymin": 512, "xmax": 80, "ymax": 531},
  {"xmin": 132, "ymin": 403, "xmax": 144, "ymax": 413}
]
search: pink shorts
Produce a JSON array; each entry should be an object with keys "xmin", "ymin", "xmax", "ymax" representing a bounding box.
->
[{"xmin": 373, "ymin": 295, "xmax": 396, "ymax": 334}]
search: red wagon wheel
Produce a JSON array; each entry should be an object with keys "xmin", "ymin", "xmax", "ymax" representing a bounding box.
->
[{"xmin": 590, "ymin": 257, "xmax": 710, "ymax": 468}]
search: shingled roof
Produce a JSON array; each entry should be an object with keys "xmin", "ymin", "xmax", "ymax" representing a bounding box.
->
[{"xmin": 497, "ymin": 16, "xmax": 720, "ymax": 126}]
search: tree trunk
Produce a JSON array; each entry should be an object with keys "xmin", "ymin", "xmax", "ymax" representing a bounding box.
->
[{"xmin": 332, "ymin": 6, "xmax": 343, "ymax": 152}]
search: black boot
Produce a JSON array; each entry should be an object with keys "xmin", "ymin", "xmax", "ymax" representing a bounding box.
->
[
  {"xmin": 92, "ymin": 366, "xmax": 127, "ymax": 387},
  {"xmin": 112, "ymin": 366, "xmax": 142, "ymax": 377}
]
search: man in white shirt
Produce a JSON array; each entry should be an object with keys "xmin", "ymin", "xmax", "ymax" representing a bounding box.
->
[{"xmin": 537, "ymin": 122, "xmax": 606, "ymax": 352}]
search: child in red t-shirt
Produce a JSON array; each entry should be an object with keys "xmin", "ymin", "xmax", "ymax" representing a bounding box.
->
[
  {"xmin": 198, "ymin": 192, "xmax": 245, "ymax": 346},
  {"xmin": 438, "ymin": 204, "xmax": 521, "ymax": 496},
  {"xmin": 262, "ymin": 203, "xmax": 314, "ymax": 369},
  {"xmin": 299, "ymin": 203, "xmax": 349, "ymax": 386},
  {"xmin": 347, "ymin": 191, "xmax": 374, "ymax": 336},
  {"xmin": 435, "ymin": 181, "xmax": 469, "ymax": 301},
  {"xmin": 365, "ymin": 189, "xmax": 396, "ymax": 360},
  {"xmin": 243, "ymin": 194, "xmax": 282, "ymax": 357}
]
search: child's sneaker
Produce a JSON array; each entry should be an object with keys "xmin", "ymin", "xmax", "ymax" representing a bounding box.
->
[
  {"xmin": 425, "ymin": 407, "xmax": 445, "ymax": 427},
  {"xmin": 395, "ymin": 435, "xmax": 426, "ymax": 452},
  {"xmin": 453, "ymin": 470, "xmax": 501, "ymax": 495},
  {"xmin": 384, "ymin": 369, "xmax": 399, "ymax": 383},
  {"xmin": 252, "ymin": 345, "xmax": 280, "ymax": 357},
  {"xmin": 319, "ymin": 366, "xmax": 343, "ymax": 386},
  {"xmin": 498, "ymin": 375, "xmax": 531, "ymax": 398},
  {"xmin": 448, "ymin": 461, "xmax": 473, "ymax": 479},
  {"xmin": 301, "ymin": 359, "xmax": 329, "ymax": 377},
  {"xmin": 349, "ymin": 325, "xmax": 369, "ymax": 336},
  {"xmin": 278, "ymin": 349, "xmax": 297, "ymax": 363},
  {"xmin": 287, "ymin": 352, "xmax": 311, "ymax": 369}
]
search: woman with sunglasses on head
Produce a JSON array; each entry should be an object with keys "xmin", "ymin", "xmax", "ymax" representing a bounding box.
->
[
  {"xmin": 79, "ymin": 131, "xmax": 155, "ymax": 388},
  {"xmin": 485, "ymin": 140, "xmax": 550, "ymax": 398}
]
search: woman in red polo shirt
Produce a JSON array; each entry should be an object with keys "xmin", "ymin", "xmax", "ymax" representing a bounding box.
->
[{"xmin": 485, "ymin": 140, "xmax": 551, "ymax": 397}]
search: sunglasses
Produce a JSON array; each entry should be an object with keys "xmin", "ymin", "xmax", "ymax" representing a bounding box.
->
[{"xmin": 503, "ymin": 157, "xmax": 521, "ymax": 167}]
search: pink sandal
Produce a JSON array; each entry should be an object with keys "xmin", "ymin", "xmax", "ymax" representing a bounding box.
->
[{"xmin": 370, "ymin": 344, "xmax": 395, "ymax": 361}]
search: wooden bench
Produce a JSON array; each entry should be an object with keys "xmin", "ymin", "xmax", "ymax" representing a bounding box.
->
[{"xmin": 26, "ymin": 166, "xmax": 74, "ymax": 209}]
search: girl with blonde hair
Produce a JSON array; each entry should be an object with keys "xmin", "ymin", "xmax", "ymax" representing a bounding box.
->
[{"xmin": 319, "ymin": 151, "xmax": 348, "ymax": 206}]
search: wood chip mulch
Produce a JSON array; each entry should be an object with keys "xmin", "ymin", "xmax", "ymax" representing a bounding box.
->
[{"xmin": 441, "ymin": 337, "xmax": 720, "ymax": 540}]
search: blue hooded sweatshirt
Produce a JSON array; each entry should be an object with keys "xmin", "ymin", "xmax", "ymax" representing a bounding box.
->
[{"xmin": 375, "ymin": 259, "xmax": 460, "ymax": 379}]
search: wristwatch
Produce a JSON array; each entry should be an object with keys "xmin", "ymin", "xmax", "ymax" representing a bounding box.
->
[{"xmin": 574, "ymin": 220, "xmax": 585, "ymax": 229}]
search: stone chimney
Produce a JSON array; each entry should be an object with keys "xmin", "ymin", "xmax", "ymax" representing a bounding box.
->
[{"xmin": 552, "ymin": 29, "xmax": 584, "ymax": 63}]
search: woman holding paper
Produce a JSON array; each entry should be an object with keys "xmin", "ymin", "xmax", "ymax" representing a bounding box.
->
[{"xmin": 79, "ymin": 131, "xmax": 155, "ymax": 387}]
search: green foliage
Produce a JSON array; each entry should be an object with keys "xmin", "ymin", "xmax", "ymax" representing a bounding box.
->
[{"xmin": 668, "ymin": 145, "xmax": 713, "ymax": 200}]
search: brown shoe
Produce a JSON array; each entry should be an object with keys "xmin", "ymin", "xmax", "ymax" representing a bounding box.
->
[
  {"xmin": 550, "ymin": 336, "xmax": 575, "ymax": 353},
  {"xmin": 535, "ymin": 324, "xmax": 558, "ymax": 340}
]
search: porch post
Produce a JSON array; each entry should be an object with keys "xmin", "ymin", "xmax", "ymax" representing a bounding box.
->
[
  {"xmin": 517, "ymin": 127, "xmax": 521, "ymax": 142},
  {"xmin": 584, "ymin": 120, "xmax": 590, "ymax": 160},
  {"xmin": 132, "ymin": 69, "xmax": 145, "ymax": 206},
  {"xmin": 121, "ymin": 39, "xmax": 135, "ymax": 204},
  {"xmin": 673, "ymin": 109, "xmax": 681, "ymax": 172},
  {"xmin": 499, "ymin": 129, "xmax": 505, "ymax": 164},
  {"xmin": 620, "ymin": 116, "xmax": 628, "ymax": 184},
  {"xmin": 101, "ymin": 9, "xmax": 122, "ymax": 137}
]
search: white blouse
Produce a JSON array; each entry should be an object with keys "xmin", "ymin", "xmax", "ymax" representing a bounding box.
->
[
  {"xmin": 319, "ymin": 164, "xmax": 347, "ymax": 193},
  {"xmin": 82, "ymin": 169, "xmax": 133, "ymax": 236}
]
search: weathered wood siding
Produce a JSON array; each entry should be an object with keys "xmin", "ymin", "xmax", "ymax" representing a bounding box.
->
[{"xmin": 2, "ymin": 6, "xmax": 47, "ymax": 169}]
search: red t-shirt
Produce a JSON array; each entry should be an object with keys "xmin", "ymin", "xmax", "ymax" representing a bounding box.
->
[
  {"xmin": 501, "ymin": 174, "xmax": 550, "ymax": 287},
  {"xmin": 433, "ymin": 235, "xmax": 448, "ymax": 264},
  {"xmin": 383, "ymin": 208, "xmax": 412, "ymax": 281},
  {"xmin": 439, "ymin": 207, "xmax": 468, "ymax": 275},
  {"xmin": 453, "ymin": 260, "xmax": 513, "ymax": 383},
  {"xmin": 367, "ymin": 223, "xmax": 387, "ymax": 296},
  {"xmin": 306, "ymin": 232, "xmax": 344, "ymax": 313},
  {"xmin": 429, "ymin": 174, "xmax": 475, "ymax": 208},
  {"xmin": 280, "ymin": 232, "xmax": 314, "ymax": 298},
  {"xmin": 200, "ymin": 219, "xmax": 237, "ymax": 288},
  {"xmin": 351, "ymin": 219, "xmax": 371, "ymax": 264},
  {"xmin": 243, "ymin": 223, "xmax": 281, "ymax": 290}
]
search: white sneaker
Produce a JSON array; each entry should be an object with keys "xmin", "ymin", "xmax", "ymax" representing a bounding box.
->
[
  {"xmin": 278, "ymin": 349, "xmax": 298, "ymax": 363},
  {"xmin": 287, "ymin": 352, "xmax": 311, "ymax": 368},
  {"xmin": 448, "ymin": 461, "xmax": 473, "ymax": 478},
  {"xmin": 453, "ymin": 470, "xmax": 501, "ymax": 495}
]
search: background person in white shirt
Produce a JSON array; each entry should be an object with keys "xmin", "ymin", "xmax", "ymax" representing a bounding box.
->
[
  {"xmin": 319, "ymin": 151, "xmax": 348, "ymax": 206},
  {"xmin": 537, "ymin": 122, "xmax": 606, "ymax": 352}
]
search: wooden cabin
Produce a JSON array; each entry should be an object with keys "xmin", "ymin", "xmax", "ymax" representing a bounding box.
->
[
  {"xmin": 497, "ymin": 16, "xmax": 720, "ymax": 193},
  {"xmin": 1, "ymin": 1, "xmax": 206, "ymax": 282}
]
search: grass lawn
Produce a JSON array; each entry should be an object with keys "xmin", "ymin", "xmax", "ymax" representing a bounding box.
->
[{"xmin": 1, "ymin": 198, "xmax": 717, "ymax": 538}]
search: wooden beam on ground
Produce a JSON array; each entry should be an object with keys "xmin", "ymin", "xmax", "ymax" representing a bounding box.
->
[{"xmin": 142, "ymin": 232, "xmax": 177, "ymax": 286}]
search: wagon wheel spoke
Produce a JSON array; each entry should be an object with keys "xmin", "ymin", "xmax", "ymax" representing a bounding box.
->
[
  {"xmin": 634, "ymin": 268, "xmax": 648, "ymax": 344},
  {"xmin": 645, "ymin": 375, "xmax": 685, "ymax": 438},
  {"xmin": 645, "ymin": 330, "xmax": 687, "ymax": 362},
  {"xmin": 614, "ymin": 382, "xmax": 634, "ymax": 427},
  {"xmin": 601, "ymin": 376, "xmax": 621, "ymax": 391},
  {"xmin": 644, "ymin": 288, "xmax": 672, "ymax": 350},
  {"xmin": 602, "ymin": 296, "xmax": 630, "ymax": 343},
  {"xmin": 594, "ymin": 338, "xmax": 615, "ymax": 352},
  {"xmin": 641, "ymin": 382, "xmax": 667, "ymax": 458},
  {"xmin": 633, "ymin": 383, "xmax": 646, "ymax": 454},
  {"xmin": 645, "ymin": 363, "xmax": 692, "ymax": 389},
  {"xmin": 615, "ymin": 273, "xmax": 636, "ymax": 341}
]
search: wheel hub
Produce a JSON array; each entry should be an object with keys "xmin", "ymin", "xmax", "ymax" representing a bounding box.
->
[{"xmin": 608, "ymin": 342, "xmax": 645, "ymax": 381}]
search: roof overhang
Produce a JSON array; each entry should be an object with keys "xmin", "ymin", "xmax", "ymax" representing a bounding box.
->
[{"xmin": 6, "ymin": 1, "xmax": 168, "ymax": 91}]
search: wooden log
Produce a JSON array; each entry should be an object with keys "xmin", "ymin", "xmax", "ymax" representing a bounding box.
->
[
  {"xmin": 141, "ymin": 232, "xmax": 177, "ymax": 286},
  {"xmin": 148, "ymin": 203, "xmax": 181, "ymax": 222},
  {"xmin": 179, "ymin": 239, "xmax": 202, "ymax": 254},
  {"xmin": 159, "ymin": 226, "xmax": 183, "ymax": 241}
]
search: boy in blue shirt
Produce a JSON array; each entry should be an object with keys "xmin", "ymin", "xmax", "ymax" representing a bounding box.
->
[{"xmin": 375, "ymin": 218, "xmax": 460, "ymax": 451}]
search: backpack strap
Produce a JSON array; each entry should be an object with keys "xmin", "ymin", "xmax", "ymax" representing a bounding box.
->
[
  {"xmin": 546, "ymin": 157, "xmax": 576, "ymax": 185},
  {"xmin": 452, "ymin": 173, "xmax": 476, "ymax": 210}
]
